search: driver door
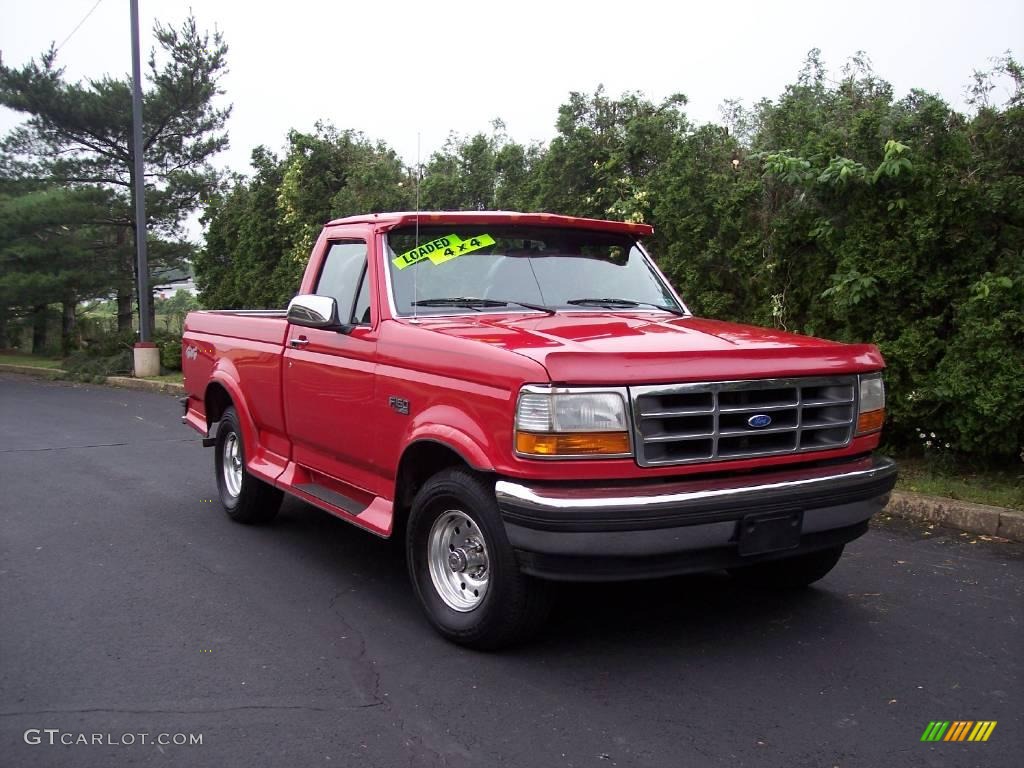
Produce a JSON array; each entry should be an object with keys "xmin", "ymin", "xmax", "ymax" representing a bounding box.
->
[{"xmin": 282, "ymin": 238, "xmax": 379, "ymax": 492}]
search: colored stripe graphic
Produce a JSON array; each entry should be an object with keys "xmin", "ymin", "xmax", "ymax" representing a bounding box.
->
[
  {"xmin": 921, "ymin": 720, "xmax": 996, "ymax": 742},
  {"xmin": 945, "ymin": 721, "xmax": 971, "ymax": 741},
  {"xmin": 921, "ymin": 721, "xmax": 950, "ymax": 741},
  {"xmin": 976, "ymin": 722, "xmax": 997, "ymax": 742}
]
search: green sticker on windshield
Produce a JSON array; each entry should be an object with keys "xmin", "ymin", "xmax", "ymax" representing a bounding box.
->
[
  {"xmin": 393, "ymin": 234, "xmax": 495, "ymax": 269},
  {"xmin": 392, "ymin": 235, "xmax": 455, "ymax": 269}
]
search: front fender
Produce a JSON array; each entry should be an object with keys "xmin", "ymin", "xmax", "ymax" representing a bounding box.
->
[{"xmin": 402, "ymin": 404, "xmax": 496, "ymax": 472}]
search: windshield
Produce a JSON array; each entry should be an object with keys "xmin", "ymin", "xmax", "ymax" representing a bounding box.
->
[{"xmin": 384, "ymin": 225, "xmax": 683, "ymax": 316}]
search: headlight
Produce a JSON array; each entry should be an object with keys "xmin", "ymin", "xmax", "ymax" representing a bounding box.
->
[
  {"xmin": 856, "ymin": 372, "xmax": 886, "ymax": 435},
  {"xmin": 515, "ymin": 387, "xmax": 631, "ymax": 457}
]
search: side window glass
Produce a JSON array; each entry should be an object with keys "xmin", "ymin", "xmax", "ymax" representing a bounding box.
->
[{"xmin": 316, "ymin": 240, "xmax": 367, "ymax": 324}]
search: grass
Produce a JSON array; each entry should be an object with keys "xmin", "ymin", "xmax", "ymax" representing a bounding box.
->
[
  {"xmin": 895, "ymin": 456, "xmax": 1024, "ymax": 511},
  {"xmin": 142, "ymin": 372, "xmax": 184, "ymax": 384},
  {"xmin": 0, "ymin": 353, "xmax": 64, "ymax": 369},
  {"xmin": 0, "ymin": 351, "xmax": 182, "ymax": 385}
]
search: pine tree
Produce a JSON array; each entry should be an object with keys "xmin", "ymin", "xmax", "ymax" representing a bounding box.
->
[{"xmin": 0, "ymin": 15, "xmax": 230, "ymax": 331}]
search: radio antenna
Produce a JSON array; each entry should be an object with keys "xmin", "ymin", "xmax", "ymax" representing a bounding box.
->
[{"xmin": 412, "ymin": 131, "xmax": 421, "ymax": 323}]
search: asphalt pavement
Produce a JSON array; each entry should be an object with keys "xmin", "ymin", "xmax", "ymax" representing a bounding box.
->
[{"xmin": 1, "ymin": 372, "xmax": 1021, "ymax": 768}]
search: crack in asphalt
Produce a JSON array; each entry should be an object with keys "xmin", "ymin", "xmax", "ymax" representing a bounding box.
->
[
  {"xmin": 328, "ymin": 588, "xmax": 384, "ymax": 708},
  {"xmin": 327, "ymin": 589, "xmax": 456, "ymax": 767},
  {"xmin": 396, "ymin": 717, "xmax": 449, "ymax": 768},
  {"xmin": 0, "ymin": 438, "xmax": 199, "ymax": 453}
]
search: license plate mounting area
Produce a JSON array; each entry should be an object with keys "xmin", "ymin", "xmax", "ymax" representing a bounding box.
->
[{"xmin": 737, "ymin": 510, "xmax": 803, "ymax": 556}]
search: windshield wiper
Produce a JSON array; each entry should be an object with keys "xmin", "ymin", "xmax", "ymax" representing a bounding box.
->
[
  {"xmin": 412, "ymin": 297, "xmax": 555, "ymax": 315},
  {"xmin": 567, "ymin": 298, "xmax": 685, "ymax": 316},
  {"xmin": 489, "ymin": 298, "xmax": 556, "ymax": 315}
]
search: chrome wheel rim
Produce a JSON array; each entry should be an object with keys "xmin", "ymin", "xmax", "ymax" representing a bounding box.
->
[
  {"xmin": 427, "ymin": 509, "xmax": 490, "ymax": 612},
  {"xmin": 222, "ymin": 432, "xmax": 243, "ymax": 498}
]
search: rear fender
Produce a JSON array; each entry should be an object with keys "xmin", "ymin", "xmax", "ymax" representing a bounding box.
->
[{"xmin": 207, "ymin": 365, "xmax": 264, "ymax": 475}]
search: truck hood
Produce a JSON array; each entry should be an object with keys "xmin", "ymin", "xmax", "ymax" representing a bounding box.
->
[{"xmin": 418, "ymin": 312, "xmax": 884, "ymax": 384}]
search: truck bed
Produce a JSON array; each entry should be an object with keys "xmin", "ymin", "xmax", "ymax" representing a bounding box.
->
[
  {"xmin": 185, "ymin": 309, "xmax": 289, "ymax": 345},
  {"xmin": 182, "ymin": 309, "xmax": 291, "ymax": 460}
]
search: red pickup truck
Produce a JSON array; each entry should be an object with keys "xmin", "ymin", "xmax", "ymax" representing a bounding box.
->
[{"xmin": 182, "ymin": 211, "xmax": 896, "ymax": 648}]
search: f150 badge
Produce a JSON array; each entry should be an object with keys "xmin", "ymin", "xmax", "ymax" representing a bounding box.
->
[
  {"xmin": 185, "ymin": 344, "xmax": 199, "ymax": 361},
  {"xmin": 388, "ymin": 396, "xmax": 410, "ymax": 415}
]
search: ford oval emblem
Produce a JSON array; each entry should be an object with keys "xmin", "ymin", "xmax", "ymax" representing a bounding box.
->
[{"xmin": 748, "ymin": 414, "xmax": 772, "ymax": 428}]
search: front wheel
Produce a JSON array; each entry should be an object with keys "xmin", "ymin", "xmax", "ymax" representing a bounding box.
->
[
  {"xmin": 214, "ymin": 406, "xmax": 283, "ymax": 524},
  {"xmin": 406, "ymin": 468, "xmax": 551, "ymax": 649},
  {"xmin": 728, "ymin": 544, "xmax": 845, "ymax": 589}
]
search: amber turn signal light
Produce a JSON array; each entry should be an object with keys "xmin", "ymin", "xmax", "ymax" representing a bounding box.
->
[
  {"xmin": 856, "ymin": 408, "xmax": 885, "ymax": 435},
  {"xmin": 515, "ymin": 431, "xmax": 630, "ymax": 457}
]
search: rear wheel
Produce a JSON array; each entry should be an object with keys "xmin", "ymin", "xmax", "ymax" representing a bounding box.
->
[
  {"xmin": 728, "ymin": 544, "xmax": 845, "ymax": 589},
  {"xmin": 214, "ymin": 406, "xmax": 283, "ymax": 524},
  {"xmin": 407, "ymin": 468, "xmax": 551, "ymax": 649}
]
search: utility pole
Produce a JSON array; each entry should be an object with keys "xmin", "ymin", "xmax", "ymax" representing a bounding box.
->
[{"xmin": 129, "ymin": 0, "xmax": 158, "ymax": 375}]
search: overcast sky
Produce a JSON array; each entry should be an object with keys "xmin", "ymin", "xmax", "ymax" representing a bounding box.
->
[{"xmin": 3, "ymin": 0, "xmax": 1022, "ymax": 177}]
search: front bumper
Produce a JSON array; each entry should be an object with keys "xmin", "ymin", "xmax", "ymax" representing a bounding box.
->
[{"xmin": 495, "ymin": 454, "xmax": 897, "ymax": 581}]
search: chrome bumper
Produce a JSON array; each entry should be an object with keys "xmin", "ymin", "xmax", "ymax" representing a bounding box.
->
[{"xmin": 495, "ymin": 455, "xmax": 897, "ymax": 580}]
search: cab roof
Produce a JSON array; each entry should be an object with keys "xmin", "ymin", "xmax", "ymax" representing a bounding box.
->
[{"xmin": 325, "ymin": 211, "xmax": 654, "ymax": 237}]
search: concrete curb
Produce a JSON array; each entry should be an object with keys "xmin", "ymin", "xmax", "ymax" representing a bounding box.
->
[
  {"xmin": 104, "ymin": 376, "xmax": 185, "ymax": 396},
  {"xmin": 0, "ymin": 363, "xmax": 184, "ymax": 396},
  {"xmin": 884, "ymin": 490, "xmax": 1024, "ymax": 542},
  {"xmin": 0, "ymin": 363, "xmax": 64, "ymax": 378}
]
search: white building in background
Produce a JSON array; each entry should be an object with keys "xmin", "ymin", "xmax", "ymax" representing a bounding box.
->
[
  {"xmin": 152, "ymin": 263, "xmax": 197, "ymax": 299},
  {"xmin": 154, "ymin": 278, "xmax": 197, "ymax": 300}
]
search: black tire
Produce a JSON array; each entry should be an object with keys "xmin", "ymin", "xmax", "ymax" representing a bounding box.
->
[
  {"xmin": 728, "ymin": 544, "xmax": 845, "ymax": 589},
  {"xmin": 214, "ymin": 406, "xmax": 283, "ymax": 524},
  {"xmin": 406, "ymin": 468, "xmax": 551, "ymax": 649}
]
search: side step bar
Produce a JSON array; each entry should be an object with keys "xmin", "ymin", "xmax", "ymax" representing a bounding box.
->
[{"xmin": 294, "ymin": 483, "xmax": 368, "ymax": 516}]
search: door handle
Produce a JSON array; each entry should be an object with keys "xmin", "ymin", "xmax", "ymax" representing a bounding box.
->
[{"xmin": 289, "ymin": 337, "xmax": 309, "ymax": 348}]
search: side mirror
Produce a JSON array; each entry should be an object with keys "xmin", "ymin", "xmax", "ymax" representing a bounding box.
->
[{"xmin": 286, "ymin": 295, "xmax": 353, "ymax": 333}]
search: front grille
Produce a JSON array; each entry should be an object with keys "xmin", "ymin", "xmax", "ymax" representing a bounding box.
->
[{"xmin": 631, "ymin": 377, "xmax": 857, "ymax": 467}]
